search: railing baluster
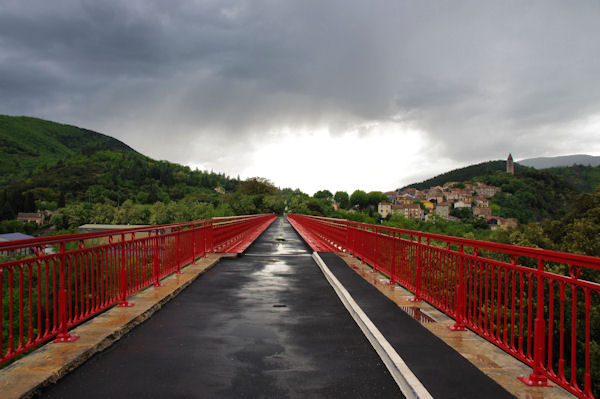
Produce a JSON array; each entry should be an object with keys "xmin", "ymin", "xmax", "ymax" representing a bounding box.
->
[
  {"xmin": 54, "ymin": 243, "xmax": 78, "ymax": 343},
  {"xmin": 284, "ymin": 214, "xmax": 600, "ymax": 398}
]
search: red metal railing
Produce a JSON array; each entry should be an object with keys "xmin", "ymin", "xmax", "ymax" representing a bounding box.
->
[
  {"xmin": 0, "ymin": 213, "xmax": 275, "ymax": 366},
  {"xmin": 288, "ymin": 214, "xmax": 600, "ymax": 399}
]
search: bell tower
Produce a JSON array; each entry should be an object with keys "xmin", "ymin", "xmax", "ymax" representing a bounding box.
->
[{"xmin": 507, "ymin": 153, "xmax": 514, "ymax": 175}]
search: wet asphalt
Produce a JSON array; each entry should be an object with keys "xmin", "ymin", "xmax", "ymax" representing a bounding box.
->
[
  {"xmin": 38, "ymin": 218, "xmax": 401, "ymax": 398},
  {"xmin": 320, "ymin": 252, "xmax": 515, "ymax": 399}
]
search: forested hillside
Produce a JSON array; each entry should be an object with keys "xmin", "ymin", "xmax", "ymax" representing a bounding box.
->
[
  {"xmin": 543, "ymin": 164, "xmax": 600, "ymax": 193},
  {"xmin": 0, "ymin": 115, "xmax": 136, "ymax": 180},
  {"xmin": 0, "ymin": 115, "xmax": 239, "ymax": 218},
  {"xmin": 403, "ymin": 160, "xmax": 530, "ymax": 190}
]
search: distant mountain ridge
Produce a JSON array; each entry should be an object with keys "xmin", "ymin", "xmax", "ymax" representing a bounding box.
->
[{"xmin": 518, "ymin": 154, "xmax": 600, "ymax": 169}]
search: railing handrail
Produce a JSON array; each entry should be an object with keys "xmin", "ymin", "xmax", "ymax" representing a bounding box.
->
[
  {"xmin": 293, "ymin": 214, "xmax": 600, "ymax": 270},
  {"xmin": 0, "ymin": 214, "xmax": 274, "ymax": 253},
  {"xmin": 0, "ymin": 213, "xmax": 276, "ymax": 368},
  {"xmin": 0, "ymin": 220, "xmax": 211, "ymax": 252},
  {"xmin": 288, "ymin": 213, "xmax": 600, "ymax": 399}
]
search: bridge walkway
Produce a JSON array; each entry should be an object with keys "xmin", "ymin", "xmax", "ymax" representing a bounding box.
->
[{"xmin": 37, "ymin": 218, "xmax": 401, "ymax": 398}]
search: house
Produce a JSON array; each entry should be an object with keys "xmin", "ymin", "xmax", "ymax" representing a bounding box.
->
[
  {"xmin": 396, "ymin": 194, "xmax": 419, "ymax": 205},
  {"xmin": 487, "ymin": 218, "xmax": 499, "ymax": 230},
  {"xmin": 377, "ymin": 202, "xmax": 393, "ymax": 218},
  {"xmin": 474, "ymin": 196, "xmax": 489, "ymax": 208},
  {"xmin": 458, "ymin": 191, "xmax": 472, "ymax": 203},
  {"xmin": 16, "ymin": 212, "xmax": 45, "ymax": 225},
  {"xmin": 426, "ymin": 188, "xmax": 444, "ymax": 204},
  {"xmin": 16, "ymin": 210, "xmax": 56, "ymax": 225},
  {"xmin": 473, "ymin": 206, "xmax": 492, "ymax": 218},
  {"xmin": 434, "ymin": 202, "xmax": 450, "ymax": 218},
  {"xmin": 454, "ymin": 200, "xmax": 471, "ymax": 209},
  {"xmin": 78, "ymin": 224, "xmax": 150, "ymax": 233},
  {"xmin": 393, "ymin": 203, "xmax": 423, "ymax": 219},
  {"xmin": 486, "ymin": 217, "xmax": 518, "ymax": 230},
  {"xmin": 401, "ymin": 187, "xmax": 418, "ymax": 196},
  {"xmin": 422, "ymin": 201, "xmax": 435, "ymax": 211},
  {"xmin": 445, "ymin": 190, "xmax": 461, "ymax": 202},
  {"xmin": 384, "ymin": 191, "xmax": 397, "ymax": 203},
  {"xmin": 0, "ymin": 233, "xmax": 35, "ymax": 256},
  {"xmin": 474, "ymin": 184, "xmax": 501, "ymax": 198}
]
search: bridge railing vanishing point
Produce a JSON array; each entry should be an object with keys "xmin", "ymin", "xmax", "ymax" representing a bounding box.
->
[
  {"xmin": 288, "ymin": 214, "xmax": 600, "ymax": 399},
  {"xmin": 0, "ymin": 213, "xmax": 276, "ymax": 367}
]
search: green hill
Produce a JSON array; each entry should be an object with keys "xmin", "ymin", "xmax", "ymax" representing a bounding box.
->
[
  {"xmin": 402, "ymin": 160, "xmax": 531, "ymax": 190},
  {"xmin": 0, "ymin": 115, "xmax": 239, "ymax": 219},
  {"xmin": 0, "ymin": 115, "xmax": 137, "ymax": 180},
  {"xmin": 543, "ymin": 164, "xmax": 600, "ymax": 193},
  {"xmin": 401, "ymin": 159, "xmax": 580, "ymax": 223}
]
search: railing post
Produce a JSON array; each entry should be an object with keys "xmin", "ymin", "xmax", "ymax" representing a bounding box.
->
[
  {"xmin": 54, "ymin": 242, "xmax": 79, "ymax": 342},
  {"xmin": 118, "ymin": 234, "xmax": 133, "ymax": 307},
  {"xmin": 519, "ymin": 258, "xmax": 551, "ymax": 386},
  {"xmin": 410, "ymin": 236, "xmax": 422, "ymax": 302},
  {"xmin": 192, "ymin": 225, "xmax": 197, "ymax": 263},
  {"xmin": 153, "ymin": 230, "xmax": 163, "ymax": 287},
  {"xmin": 175, "ymin": 227, "xmax": 182, "ymax": 274},
  {"xmin": 371, "ymin": 227, "xmax": 379, "ymax": 273},
  {"xmin": 345, "ymin": 220, "xmax": 350, "ymax": 254},
  {"xmin": 208, "ymin": 220, "xmax": 214, "ymax": 253},
  {"xmin": 203, "ymin": 223, "xmax": 209, "ymax": 257},
  {"xmin": 388, "ymin": 232, "xmax": 397, "ymax": 285},
  {"xmin": 449, "ymin": 244, "xmax": 467, "ymax": 331}
]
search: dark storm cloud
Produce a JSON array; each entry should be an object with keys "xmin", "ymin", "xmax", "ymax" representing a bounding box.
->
[{"xmin": 1, "ymin": 0, "xmax": 600, "ymax": 172}]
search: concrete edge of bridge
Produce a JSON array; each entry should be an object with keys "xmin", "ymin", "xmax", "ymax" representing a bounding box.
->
[
  {"xmin": 312, "ymin": 252, "xmax": 434, "ymax": 399},
  {"xmin": 0, "ymin": 253, "xmax": 236, "ymax": 399}
]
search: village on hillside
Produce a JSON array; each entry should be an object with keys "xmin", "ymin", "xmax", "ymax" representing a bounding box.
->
[{"xmin": 377, "ymin": 155, "xmax": 518, "ymax": 230}]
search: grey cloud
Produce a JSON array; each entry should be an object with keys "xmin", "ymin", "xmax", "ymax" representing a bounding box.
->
[{"xmin": 1, "ymin": 0, "xmax": 600, "ymax": 175}]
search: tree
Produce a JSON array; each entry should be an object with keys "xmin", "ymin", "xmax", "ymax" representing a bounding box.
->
[
  {"xmin": 306, "ymin": 198, "xmax": 325, "ymax": 216},
  {"xmin": 367, "ymin": 192, "xmax": 388, "ymax": 207},
  {"xmin": 58, "ymin": 191, "xmax": 66, "ymax": 208},
  {"xmin": 314, "ymin": 190, "xmax": 333, "ymax": 200},
  {"xmin": 0, "ymin": 201, "xmax": 16, "ymax": 221},
  {"xmin": 334, "ymin": 191, "xmax": 350, "ymax": 210},
  {"xmin": 350, "ymin": 190, "xmax": 369, "ymax": 210},
  {"xmin": 23, "ymin": 192, "xmax": 35, "ymax": 212},
  {"xmin": 237, "ymin": 177, "xmax": 278, "ymax": 196}
]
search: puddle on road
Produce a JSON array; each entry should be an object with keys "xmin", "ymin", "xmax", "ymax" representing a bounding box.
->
[{"xmin": 398, "ymin": 306, "xmax": 435, "ymax": 323}]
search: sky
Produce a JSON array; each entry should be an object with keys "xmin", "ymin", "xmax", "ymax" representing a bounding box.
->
[{"xmin": 1, "ymin": 1, "xmax": 600, "ymax": 195}]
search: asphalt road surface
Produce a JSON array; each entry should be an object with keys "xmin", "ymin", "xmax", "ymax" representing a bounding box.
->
[{"xmin": 38, "ymin": 218, "xmax": 402, "ymax": 398}]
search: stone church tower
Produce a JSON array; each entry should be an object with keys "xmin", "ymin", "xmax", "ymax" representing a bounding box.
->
[{"xmin": 506, "ymin": 153, "xmax": 514, "ymax": 175}]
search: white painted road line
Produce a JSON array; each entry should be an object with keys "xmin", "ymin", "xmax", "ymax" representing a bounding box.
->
[{"xmin": 312, "ymin": 252, "xmax": 434, "ymax": 399}]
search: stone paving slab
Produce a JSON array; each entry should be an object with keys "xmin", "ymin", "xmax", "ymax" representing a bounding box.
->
[{"xmin": 0, "ymin": 254, "xmax": 233, "ymax": 399}]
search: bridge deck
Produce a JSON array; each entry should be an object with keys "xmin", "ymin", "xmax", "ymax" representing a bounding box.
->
[
  {"xmin": 6, "ymin": 218, "xmax": 571, "ymax": 398},
  {"xmin": 37, "ymin": 218, "xmax": 401, "ymax": 398}
]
